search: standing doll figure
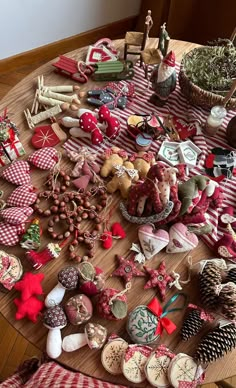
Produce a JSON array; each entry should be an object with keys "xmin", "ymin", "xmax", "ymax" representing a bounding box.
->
[{"xmin": 149, "ymin": 51, "xmax": 176, "ymax": 106}]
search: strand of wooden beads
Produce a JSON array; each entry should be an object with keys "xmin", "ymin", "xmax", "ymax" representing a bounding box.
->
[
  {"xmin": 45, "ymin": 170, "xmax": 71, "ymax": 193},
  {"xmin": 33, "ymin": 191, "xmax": 58, "ymax": 217}
]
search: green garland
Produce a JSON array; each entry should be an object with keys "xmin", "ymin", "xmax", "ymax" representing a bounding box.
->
[{"xmin": 182, "ymin": 45, "xmax": 236, "ymax": 96}]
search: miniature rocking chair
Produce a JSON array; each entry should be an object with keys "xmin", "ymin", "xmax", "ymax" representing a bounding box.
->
[{"xmin": 124, "ymin": 10, "xmax": 153, "ymax": 65}]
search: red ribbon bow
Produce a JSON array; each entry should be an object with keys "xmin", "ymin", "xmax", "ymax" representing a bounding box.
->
[{"xmin": 147, "ymin": 298, "xmax": 177, "ymax": 336}]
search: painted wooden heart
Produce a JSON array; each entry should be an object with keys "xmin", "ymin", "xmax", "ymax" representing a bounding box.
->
[
  {"xmin": 138, "ymin": 225, "xmax": 169, "ymax": 260},
  {"xmin": 28, "ymin": 147, "xmax": 58, "ymax": 170},
  {"xmin": 7, "ymin": 184, "xmax": 37, "ymax": 207},
  {"xmin": 166, "ymin": 222, "xmax": 198, "ymax": 253},
  {"xmin": 1, "ymin": 160, "xmax": 31, "ymax": 186}
]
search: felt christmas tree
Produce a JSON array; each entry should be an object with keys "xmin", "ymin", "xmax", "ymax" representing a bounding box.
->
[{"xmin": 20, "ymin": 218, "xmax": 41, "ymax": 250}]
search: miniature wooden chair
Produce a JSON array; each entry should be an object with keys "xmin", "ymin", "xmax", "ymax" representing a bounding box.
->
[{"xmin": 124, "ymin": 10, "xmax": 153, "ymax": 64}]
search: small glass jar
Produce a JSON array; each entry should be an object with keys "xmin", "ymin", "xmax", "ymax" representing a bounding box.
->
[{"xmin": 204, "ymin": 105, "xmax": 227, "ymax": 136}]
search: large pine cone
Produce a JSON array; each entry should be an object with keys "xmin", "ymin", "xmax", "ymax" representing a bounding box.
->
[
  {"xmin": 58, "ymin": 266, "xmax": 79, "ymax": 290},
  {"xmin": 226, "ymin": 267, "xmax": 236, "ymax": 284},
  {"xmin": 199, "ymin": 262, "xmax": 222, "ymax": 310},
  {"xmin": 219, "ymin": 282, "xmax": 236, "ymax": 320},
  {"xmin": 194, "ymin": 323, "xmax": 236, "ymax": 364},
  {"xmin": 180, "ymin": 309, "xmax": 205, "ymax": 341}
]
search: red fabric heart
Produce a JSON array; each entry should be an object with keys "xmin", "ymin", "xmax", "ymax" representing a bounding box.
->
[
  {"xmin": 111, "ymin": 222, "xmax": 126, "ymax": 239},
  {"xmin": 0, "ymin": 206, "xmax": 33, "ymax": 225},
  {"xmin": 28, "ymin": 147, "xmax": 58, "ymax": 170},
  {"xmin": 7, "ymin": 185, "xmax": 37, "ymax": 207},
  {"xmin": 1, "ymin": 160, "xmax": 31, "ymax": 186},
  {"xmin": 0, "ymin": 222, "xmax": 25, "ymax": 246}
]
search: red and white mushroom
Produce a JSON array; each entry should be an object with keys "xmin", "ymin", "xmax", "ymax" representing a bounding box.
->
[{"xmin": 79, "ymin": 112, "xmax": 103, "ymax": 145}]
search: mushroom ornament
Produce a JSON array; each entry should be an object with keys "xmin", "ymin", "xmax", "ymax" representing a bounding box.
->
[
  {"xmin": 62, "ymin": 322, "xmax": 107, "ymax": 352},
  {"xmin": 79, "ymin": 112, "xmax": 104, "ymax": 145},
  {"xmin": 43, "ymin": 305, "xmax": 67, "ymax": 359},
  {"xmin": 45, "ymin": 266, "xmax": 79, "ymax": 307}
]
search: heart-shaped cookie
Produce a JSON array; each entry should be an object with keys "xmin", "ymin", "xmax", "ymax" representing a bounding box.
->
[
  {"xmin": 31, "ymin": 123, "xmax": 67, "ymax": 149},
  {"xmin": 166, "ymin": 222, "xmax": 198, "ymax": 253},
  {"xmin": 7, "ymin": 185, "xmax": 37, "ymax": 207},
  {"xmin": 0, "ymin": 206, "xmax": 33, "ymax": 225},
  {"xmin": 138, "ymin": 225, "xmax": 169, "ymax": 260},
  {"xmin": 1, "ymin": 160, "xmax": 31, "ymax": 186},
  {"xmin": 0, "ymin": 222, "xmax": 25, "ymax": 246},
  {"xmin": 28, "ymin": 147, "xmax": 58, "ymax": 170}
]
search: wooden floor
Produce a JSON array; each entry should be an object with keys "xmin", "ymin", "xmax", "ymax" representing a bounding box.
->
[{"xmin": 0, "ymin": 58, "xmax": 236, "ymax": 388}]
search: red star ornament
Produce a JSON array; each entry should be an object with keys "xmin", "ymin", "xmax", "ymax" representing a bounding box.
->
[
  {"xmin": 144, "ymin": 261, "xmax": 173, "ymax": 301},
  {"xmin": 14, "ymin": 272, "xmax": 45, "ymax": 301},
  {"xmin": 111, "ymin": 255, "xmax": 145, "ymax": 285}
]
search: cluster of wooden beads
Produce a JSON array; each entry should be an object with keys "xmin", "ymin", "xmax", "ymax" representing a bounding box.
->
[
  {"xmin": 33, "ymin": 191, "xmax": 58, "ymax": 217},
  {"xmin": 45, "ymin": 170, "xmax": 71, "ymax": 193}
]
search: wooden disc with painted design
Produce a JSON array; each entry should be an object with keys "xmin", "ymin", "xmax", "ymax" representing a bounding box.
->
[
  {"xmin": 101, "ymin": 337, "xmax": 128, "ymax": 375},
  {"xmin": 122, "ymin": 344, "xmax": 152, "ymax": 383},
  {"xmin": 0, "ymin": 250, "xmax": 23, "ymax": 290},
  {"xmin": 145, "ymin": 346, "xmax": 175, "ymax": 387},
  {"xmin": 168, "ymin": 353, "xmax": 200, "ymax": 388}
]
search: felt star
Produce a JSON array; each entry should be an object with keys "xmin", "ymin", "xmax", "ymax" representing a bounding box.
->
[
  {"xmin": 143, "ymin": 261, "xmax": 173, "ymax": 301},
  {"xmin": 14, "ymin": 272, "xmax": 44, "ymax": 301},
  {"xmin": 111, "ymin": 255, "xmax": 145, "ymax": 285}
]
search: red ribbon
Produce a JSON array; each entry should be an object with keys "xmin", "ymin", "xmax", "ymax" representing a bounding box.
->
[
  {"xmin": 147, "ymin": 298, "xmax": 177, "ymax": 336},
  {"xmin": 4, "ymin": 128, "xmax": 20, "ymax": 157},
  {"xmin": 188, "ymin": 303, "xmax": 215, "ymax": 322}
]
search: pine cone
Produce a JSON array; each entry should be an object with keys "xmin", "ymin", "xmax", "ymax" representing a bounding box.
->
[
  {"xmin": 180, "ymin": 309, "xmax": 205, "ymax": 341},
  {"xmin": 219, "ymin": 282, "xmax": 236, "ymax": 320},
  {"xmin": 199, "ymin": 262, "xmax": 222, "ymax": 310},
  {"xmin": 194, "ymin": 323, "xmax": 236, "ymax": 364},
  {"xmin": 226, "ymin": 267, "xmax": 236, "ymax": 284}
]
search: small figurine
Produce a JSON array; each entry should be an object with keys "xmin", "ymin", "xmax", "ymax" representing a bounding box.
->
[
  {"xmin": 149, "ymin": 51, "xmax": 176, "ymax": 106},
  {"xmin": 158, "ymin": 22, "xmax": 170, "ymax": 57}
]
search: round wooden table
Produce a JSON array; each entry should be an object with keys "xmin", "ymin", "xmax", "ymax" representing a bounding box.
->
[{"xmin": 0, "ymin": 39, "xmax": 234, "ymax": 387}]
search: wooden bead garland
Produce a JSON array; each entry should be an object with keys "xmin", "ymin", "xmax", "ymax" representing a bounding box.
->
[
  {"xmin": 45, "ymin": 170, "xmax": 71, "ymax": 193},
  {"xmin": 33, "ymin": 191, "xmax": 58, "ymax": 217},
  {"xmin": 47, "ymin": 214, "xmax": 74, "ymax": 240}
]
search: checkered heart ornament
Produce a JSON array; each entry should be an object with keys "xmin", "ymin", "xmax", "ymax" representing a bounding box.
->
[
  {"xmin": 7, "ymin": 185, "xmax": 37, "ymax": 207},
  {"xmin": 28, "ymin": 147, "xmax": 59, "ymax": 170},
  {"xmin": 1, "ymin": 160, "xmax": 31, "ymax": 185},
  {"xmin": 0, "ymin": 222, "xmax": 25, "ymax": 246},
  {"xmin": 0, "ymin": 206, "xmax": 33, "ymax": 225}
]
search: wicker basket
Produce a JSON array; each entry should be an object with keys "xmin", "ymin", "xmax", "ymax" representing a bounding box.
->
[{"xmin": 178, "ymin": 47, "xmax": 236, "ymax": 110}]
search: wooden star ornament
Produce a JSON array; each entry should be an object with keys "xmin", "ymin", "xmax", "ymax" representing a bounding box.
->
[
  {"xmin": 111, "ymin": 255, "xmax": 145, "ymax": 285},
  {"xmin": 144, "ymin": 261, "xmax": 174, "ymax": 301}
]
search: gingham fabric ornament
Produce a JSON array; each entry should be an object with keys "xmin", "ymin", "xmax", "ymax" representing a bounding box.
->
[
  {"xmin": 6, "ymin": 184, "xmax": 37, "ymax": 207},
  {"xmin": 0, "ymin": 206, "xmax": 33, "ymax": 225},
  {"xmin": 1, "ymin": 160, "xmax": 31, "ymax": 185},
  {"xmin": 0, "ymin": 222, "xmax": 25, "ymax": 246},
  {"xmin": 144, "ymin": 261, "xmax": 174, "ymax": 301},
  {"xmin": 28, "ymin": 147, "xmax": 59, "ymax": 170}
]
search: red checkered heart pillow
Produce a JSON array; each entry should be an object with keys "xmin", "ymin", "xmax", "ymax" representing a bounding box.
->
[
  {"xmin": 0, "ymin": 207, "xmax": 33, "ymax": 225},
  {"xmin": 0, "ymin": 222, "xmax": 25, "ymax": 246},
  {"xmin": 1, "ymin": 160, "xmax": 31, "ymax": 186},
  {"xmin": 28, "ymin": 147, "xmax": 59, "ymax": 170},
  {"xmin": 7, "ymin": 185, "xmax": 37, "ymax": 207}
]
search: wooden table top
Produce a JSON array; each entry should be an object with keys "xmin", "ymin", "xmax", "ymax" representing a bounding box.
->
[{"xmin": 0, "ymin": 38, "xmax": 234, "ymax": 386}]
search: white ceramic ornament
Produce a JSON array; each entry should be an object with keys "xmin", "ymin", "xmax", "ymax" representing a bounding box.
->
[
  {"xmin": 166, "ymin": 223, "xmax": 198, "ymax": 253},
  {"xmin": 138, "ymin": 224, "xmax": 169, "ymax": 260}
]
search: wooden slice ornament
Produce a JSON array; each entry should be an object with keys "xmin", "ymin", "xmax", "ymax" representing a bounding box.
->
[
  {"xmin": 101, "ymin": 335, "xmax": 129, "ymax": 375},
  {"xmin": 168, "ymin": 353, "xmax": 205, "ymax": 388},
  {"xmin": 145, "ymin": 345, "xmax": 175, "ymax": 388},
  {"xmin": 0, "ymin": 250, "xmax": 23, "ymax": 290},
  {"xmin": 122, "ymin": 344, "xmax": 152, "ymax": 383}
]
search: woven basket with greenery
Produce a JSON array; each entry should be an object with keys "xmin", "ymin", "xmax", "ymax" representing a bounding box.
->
[{"xmin": 179, "ymin": 44, "xmax": 236, "ymax": 110}]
